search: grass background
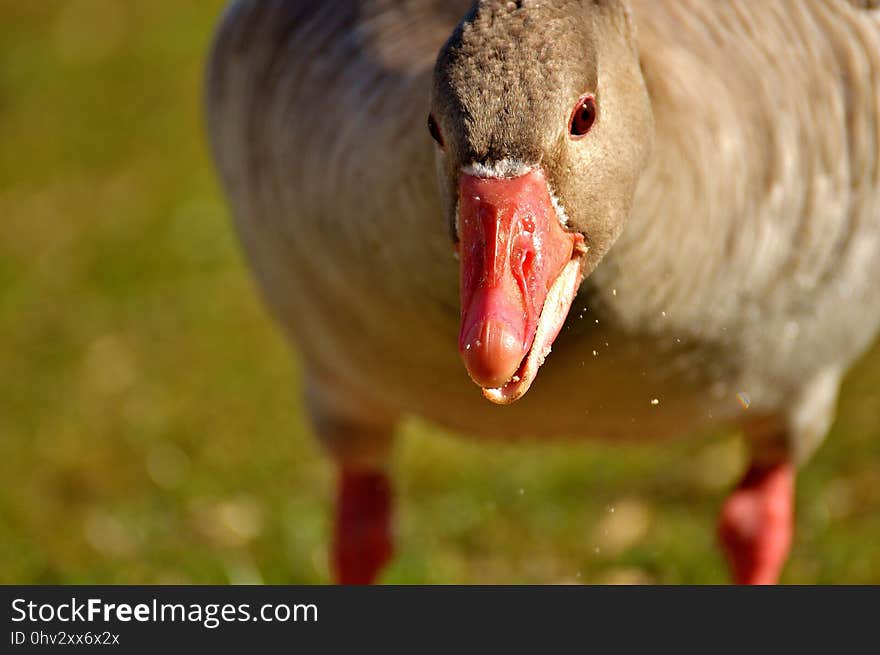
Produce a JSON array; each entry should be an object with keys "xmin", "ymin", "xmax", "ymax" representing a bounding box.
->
[{"xmin": 2, "ymin": 0, "xmax": 879, "ymax": 584}]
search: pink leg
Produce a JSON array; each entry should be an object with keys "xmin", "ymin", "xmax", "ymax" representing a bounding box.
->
[
  {"xmin": 332, "ymin": 467, "xmax": 394, "ymax": 584},
  {"xmin": 718, "ymin": 461, "xmax": 794, "ymax": 585}
]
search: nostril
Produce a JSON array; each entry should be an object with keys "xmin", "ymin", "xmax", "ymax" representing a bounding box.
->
[
  {"xmin": 516, "ymin": 219, "xmax": 537, "ymax": 282},
  {"xmin": 522, "ymin": 249, "xmax": 535, "ymax": 279}
]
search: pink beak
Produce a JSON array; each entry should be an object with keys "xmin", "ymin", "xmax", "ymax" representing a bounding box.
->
[{"xmin": 458, "ymin": 168, "xmax": 584, "ymax": 393}]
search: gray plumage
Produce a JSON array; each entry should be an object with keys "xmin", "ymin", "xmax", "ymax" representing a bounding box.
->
[{"xmin": 207, "ymin": 0, "xmax": 880, "ymax": 469}]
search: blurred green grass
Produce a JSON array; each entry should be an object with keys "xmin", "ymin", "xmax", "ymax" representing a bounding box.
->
[{"xmin": 1, "ymin": 0, "xmax": 879, "ymax": 584}]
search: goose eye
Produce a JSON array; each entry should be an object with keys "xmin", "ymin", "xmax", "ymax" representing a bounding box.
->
[
  {"xmin": 427, "ymin": 114, "xmax": 445, "ymax": 148},
  {"xmin": 569, "ymin": 94, "xmax": 597, "ymax": 139}
]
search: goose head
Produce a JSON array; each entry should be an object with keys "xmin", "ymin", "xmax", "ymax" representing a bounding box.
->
[{"xmin": 430, "ymin": 0, "xmax": 652, "ymax": 404}]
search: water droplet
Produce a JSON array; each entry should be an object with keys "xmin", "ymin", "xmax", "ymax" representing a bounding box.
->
[
  {"xmin": 736, "ymin": 391, "xmax": 751, "ymax": 409},
  {"xmin": 592, "ymin": 350, "xmax": 598, "ymax": 356},
  {"xmin": 650, "ymin": 398, "xmax": 659, "ymax": 406},
  {"xmin": 612, "ymin": 288, "xmax": 617, "ymax": 296}
]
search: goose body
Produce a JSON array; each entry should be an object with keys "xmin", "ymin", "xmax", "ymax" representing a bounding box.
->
[{"xmin": 208, "ymin": 0, "xmax": 880, "ymax": 582}]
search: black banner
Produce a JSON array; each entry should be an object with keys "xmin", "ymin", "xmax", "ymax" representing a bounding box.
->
[{"xmin": 1, "ymin": 586, "xmax": 875, "ymax": 652}]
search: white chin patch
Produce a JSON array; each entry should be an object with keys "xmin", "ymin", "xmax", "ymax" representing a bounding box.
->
[{"xmin": 482, "ymin": 257, "xmax": 584, "ymax": 405}]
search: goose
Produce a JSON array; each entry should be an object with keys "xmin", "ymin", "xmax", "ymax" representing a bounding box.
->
[{"xmin": 207, "ymin": 0, "xmax": 880, "ymax": 584}]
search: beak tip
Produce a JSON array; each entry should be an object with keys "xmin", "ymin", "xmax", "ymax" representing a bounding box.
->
[{"xmin": 459, "ymin": 317, "xmax": 525, "ymax": 389}]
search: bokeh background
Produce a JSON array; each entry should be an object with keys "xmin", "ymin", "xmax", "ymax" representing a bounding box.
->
[{"xmin": 2, "ymin": 0, "xmax": 880, "ymax": 584}]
